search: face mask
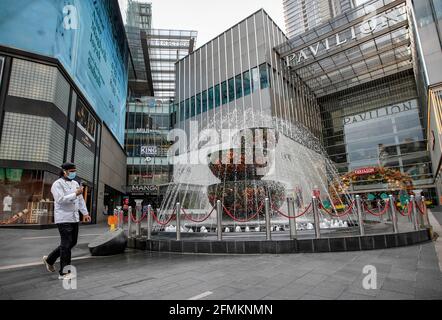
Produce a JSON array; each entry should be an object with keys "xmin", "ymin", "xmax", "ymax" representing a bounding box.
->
[{"xmin": 66, "ymin": 172, "xmax": 77, "ymax": 180}]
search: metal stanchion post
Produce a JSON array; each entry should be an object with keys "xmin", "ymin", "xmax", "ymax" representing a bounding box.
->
[
  {"xmin": 356, "ymin": 195, "xmax": 365, "ymax": 236},
  {"xmin": 217, "ymin": 200, "xmax": 222, "ymax": 241},
  {"xmin": 147, "ymin": 205, "xmax": 152, "ymax": 240},
  {"xmin": 288, "ymin": 198, "xmax": 297, "ymax": 240},
  {"xmin": 411, "ymin": 195, "xmax": 418, "ymax": 230},
  {"xmin": 176, "ymin": 202, "xmax": 181, "ymax": 241},
  {"xmin": 116, "ymin": 206, "xmax": 122, "ymax": 229},
  {"xmin": 422, "ymin": 196, "xmax": 431, "ymax": 228},
  {"xmin": 265, "ymin": 198, "xmax": 271, "ymax": 241},
  {"xmin": 127, "ymin": 206, "xmax": 132, "ymax": 238},
  {"xmin": 135, "ymin": 200, "xmax": 142, "ymax": 237},
  {"xmin": 389, "ymin": 195, "xmax": 398, "ymax": 234},
  {"xmin": 312, "ymin": 197, "xmax": 321, "ymax": 239},
  {"xmin": 377, "ymin": 199, "xmax": 383, "ymax": 223},
  {"xmin": 416, "ymin": 195, "xmax": 425, "ymax": 227}
]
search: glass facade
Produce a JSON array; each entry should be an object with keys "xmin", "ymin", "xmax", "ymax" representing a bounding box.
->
[
  {"xmin": 125, "ymin": 2, "xmax": 197, "ymax": 206},
  {"xmin": 319, "ymin": 70, "xmax": 433, "ymax": 190},
  {"xmin": 146, "ymin": 29, "xmax": 197, "ymax": 99},
  {"xmin": 125, "ymin": 98, "xmax": 173, "ymax": 208},
  {"xmin": 0, "ymin": 58, "xmax": 100, "ymax": 225},
  {"xmin": 177, "ymin": 63, "xmax": 270, "ymax": 121},
  {"xmin": 0, "ymin": 170, "xmax": 57, "ymax": 225}
]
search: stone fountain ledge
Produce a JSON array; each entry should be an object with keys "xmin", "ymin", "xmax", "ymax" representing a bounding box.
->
[{"xmin": 128, "ymin": 228, "xmax": 432, "ymax": 254}]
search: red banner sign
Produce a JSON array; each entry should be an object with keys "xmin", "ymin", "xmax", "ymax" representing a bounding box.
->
[{"xmin": 354, "ymin": 167, "xmax": 376, "ymax": 175}]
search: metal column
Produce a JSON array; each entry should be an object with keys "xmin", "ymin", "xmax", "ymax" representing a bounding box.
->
[{"xmin": 265, "ymin": 198, "xmax": 271, "ymax": 241}]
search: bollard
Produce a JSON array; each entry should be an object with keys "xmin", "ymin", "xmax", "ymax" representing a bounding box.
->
[
  {"xmin": 411, "ymin": 195, "xmax": 419, "ymax": 230},
  {"xmin": 389, "ymin": 195, "xmax": 398, "ymax": 234},
  {"xmin": 217, "ymin": 200, "xmax": 222, "ymax": 241},
  {"xmin": 288, "ymin": 197, "xmax": 297, "ymax": 240},
  {"xmin": 265, "ymin": 198, "xmax": 271, "ymax": 241},
  {"xmin": 147, "ymin": 205, "xmax": 153, "ymax": 240},
  {"xmin": 312, "ymin": 196, "xmax": 321, "ymax": 239},
  {"xmin": 116, "ymin": 206, "xmax": 123, "ymax": 229},
  {"xmin": 416, "ymin": 195, "xmax": 425, "ymax": 227},
  {"xmin": 135, "ymin": 200, "xmax": 143, "ymax": 237},
  {"xmin": 176, "ymin": 202, "xmax": 181, "ymax": 241},
  {"xmin": 422, "ymin": 196, "xmax": 431, "ymax": 228},
  {"xmin": 127, "ymin": 206, "xmax": 132, "ymax": 238},
  {"xmin": 377, "ymin": 200, "xmax": 383, "ymax": 223},
  {"xmin": 356, "ymin": 195, "xmax": 365, "ymax": 236}
]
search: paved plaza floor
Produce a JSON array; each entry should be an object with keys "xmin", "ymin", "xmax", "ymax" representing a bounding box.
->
[{"xmin": 0, "ymin": 215, "xmax": 441, "ymax": 300}]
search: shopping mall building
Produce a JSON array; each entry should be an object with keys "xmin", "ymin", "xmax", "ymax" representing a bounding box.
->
[
  {"xmin": 0, "ymin": 0, "xmax": 129, "ymax": 226},
  {"xmin": 174, "ymin": 0, "xmax": 442, "ymax": 205},
  {"xmin": 124, "ymin": 1, "xmax": 198, "ymax": 210}
]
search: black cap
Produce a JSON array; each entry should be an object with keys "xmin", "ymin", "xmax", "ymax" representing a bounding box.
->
[{"xmin": 61, "ymin": 162, "xmax": 76, "ymax": 170}]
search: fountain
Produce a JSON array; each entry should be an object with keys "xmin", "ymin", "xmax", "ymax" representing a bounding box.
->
[{"xmin": 127, "ymin": 107, "xmax": 432, "ymax": 254}]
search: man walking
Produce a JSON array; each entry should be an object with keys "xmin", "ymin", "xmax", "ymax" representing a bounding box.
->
[{"xmin": 43, "ymin": 162, "xmax": 91, "ymax": 280}]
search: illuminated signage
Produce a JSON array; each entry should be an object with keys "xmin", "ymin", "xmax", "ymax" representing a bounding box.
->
[
  {"xmin": 129, "ymin": 185, "xmax": 159, "ymax": 194},
  {"xmin": 286, "ymin": 5, "xmax": 405, "ymax": 66},
  {"xmin": 149, "ymin": 40, "xmax": 188, "ymax": 47},
  {"xmin": 141, "ymin": 145, "xmax": 158, "ymax": 156}
]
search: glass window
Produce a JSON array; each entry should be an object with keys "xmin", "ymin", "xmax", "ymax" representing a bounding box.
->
[
  {"xmin": 228, "ymin": 78, "xmax": 235, "ymax": 102},
  {"xmin": 259, "ymin": 63, "xmax": 269, "ymax": 89},
  {"xmin": 414, "ymin": 0, "xmax": 434, "ymax": 27},
  {"xmin": 251, "ymin": 67, "xmax": 259, "ymax": 92},
  {"xmin": 208, "ymin": 87, "xmax": 214, "ymax": 110},
  {"xmin": 235, "ymin": 74, "xmax": 243, "ymax": 99},
  {"xmin": 0, "ymin": 169, "xmax": 64, "ymax": 225},
  {"xmin": 191, "ymin": 96, "xmax": 196, "ymax": 117},
  {"xmin": 268, "ymin": 65, "xmax": 272, "ymax": 87},
  {"xmin": 221, "ymin": 81, "xmax": 228, "ymax": 105},
  {"xmin": 202, "ymin": 90, "xmax": 208, "ymax": 113},
  {"xmin": 196, "ymin": 93, "xmax": 201, "ymax": 115},
  {"xmin": 180, "ymin": 101, "xmax": 186, "ymax": 121},
  {"xmin": 215, "ymin": 84, "xmax": 221, "ymax": 107},
  {"xmin": 243, "ymin": 70, "xmax": 251, "ymax": 96},
  {"xmin": 185, "ymin": 99, "xmax": 190, "ymax": 120}
]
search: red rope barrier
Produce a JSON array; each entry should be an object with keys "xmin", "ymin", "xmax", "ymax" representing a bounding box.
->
[
  {"xmin": 363, "ymin": 200, "xmax": 390, "ymax": 217},
  {"xmin": 151, "ymin": 209, "xmax": 176, "ymax": 226},
  {"xmin": 272, "ymin": 203, "xmax": 312, "ymax": 219},
  {"xmin": 319, "ymin": 202, "xmax": 354, "ymax": 217},
  {"xmin": 396, "ymin": 202, "xmax": 412, "ymax": 217},
  {"xmin": 416, "ymin": 202, "xmax": 427, "ymax": 215},
  {"xmin": 129, "ymin": 212, "xmax": 147, "ymax": 223},
  {"xmin": 181, "ymin": 206, "xmax": 215, "ymax": 223},
  {"xmin": 222, "ymin": 203, "xmax": 264, "ymax": 223}
]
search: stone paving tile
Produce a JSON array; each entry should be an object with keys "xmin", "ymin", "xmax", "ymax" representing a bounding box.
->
[
  {"xmin": 292, "ymin": 272, "xmax": 329, "ymax": 286},
  {"xmin": 374, "ymin": 290, "xmax": 415, "ymax": 300},
  {"xmin": 299, "ymin": 294, "xmax": 330, "ymax": 300},
  {"xmin": 337, "ymin": 292, "xmax": 375, "ymax": 300},
  {"xmin": 200, "ymin": 286, "xmax": 243, "ymax": 300},
  {"xmin": 380, "ymin": 278, "xmax": 416, "ymax": 295},
  {"xmin": 228, "ymin": 285, "xmax": 275, "ymax": 300},
  {"xmin": 0, "ymin": 241, "xmax": 441, "ymax": 300},
  {"xmin": 414, "ymin": 287, "xmax": 442, "ymax": 299},
  {"xmin": 308, "ymin": 282, "xmax": 348, "ymax": 299}
]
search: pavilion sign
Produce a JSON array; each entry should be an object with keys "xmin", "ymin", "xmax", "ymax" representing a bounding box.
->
[
  {"xmin": 343, "ymin": 99, "xmax": 418, "ymax": 125},
  {"xmin": 286, "ymin": 4, "xmax": 406, "ymax": 66}
]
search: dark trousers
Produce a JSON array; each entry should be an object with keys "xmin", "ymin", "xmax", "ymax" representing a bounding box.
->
[{"xmin": 47, "ymin": 223, "xmax": 79, "ymax": 275}]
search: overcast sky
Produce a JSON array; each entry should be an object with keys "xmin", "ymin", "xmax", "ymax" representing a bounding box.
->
[{"xmin": 117, "ymin": 0, "xmax": 286, "ymax": 48}]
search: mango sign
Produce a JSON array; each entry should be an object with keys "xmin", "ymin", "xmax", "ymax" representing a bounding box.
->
[{"xmin": 354, "ymin": 167, "xmax": 376, "ymax": 176}]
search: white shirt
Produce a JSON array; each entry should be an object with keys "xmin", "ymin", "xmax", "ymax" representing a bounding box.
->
[
  {"xmin": 3, "ymin": 195, "xmax": 12, "ymax": 212},
  {"xmin": 51, "ymin": 178, "xmax": 89, "ymax": 224}
]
